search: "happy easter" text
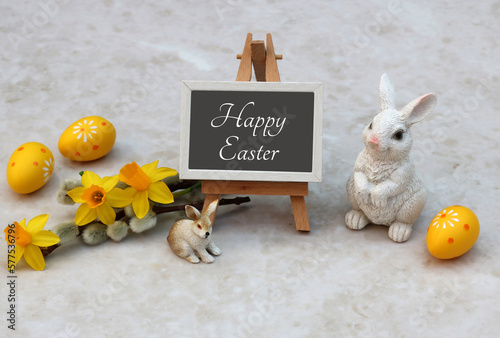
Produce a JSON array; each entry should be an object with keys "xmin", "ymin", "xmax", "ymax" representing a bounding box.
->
[{"xmin": 210, "ymin": 102, "xmax": 286, "ymax": 161}]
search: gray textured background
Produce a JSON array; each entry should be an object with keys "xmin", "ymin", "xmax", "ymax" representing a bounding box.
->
[{"xmin": 1, "ymin": 1, "xmax": 499, "ymax": 337}]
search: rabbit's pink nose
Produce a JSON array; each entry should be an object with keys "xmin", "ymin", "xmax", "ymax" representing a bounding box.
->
[{"xmin": 369, "ymin": 136, "xmax": 380, "ymax": 147}]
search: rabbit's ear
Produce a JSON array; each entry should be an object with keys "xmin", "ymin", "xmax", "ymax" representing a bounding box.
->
[
  {"xmin": 204, "ymin": 200, "xmax": 219, "ymax": 217},
  {"xmin": 400, "ymin": 93, "xmax": 436, "ymax": 125},
  {"xmin": 379, "ymin": 73, "xmax": 396, "ymax": 111},
  {"xmin": 185, "ymin": 205, "xmax": 201, "ymax": 221}
]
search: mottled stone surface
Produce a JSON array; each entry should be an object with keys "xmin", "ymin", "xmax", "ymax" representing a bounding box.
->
[{"xmin": 1, "ymin": 1, "xmax": 499, "ymax": 337}]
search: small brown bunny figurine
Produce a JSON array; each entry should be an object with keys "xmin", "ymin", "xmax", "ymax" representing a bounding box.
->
[{"xmin": 167, "ymin": 201, "xmax": 221, "ymax": 263}]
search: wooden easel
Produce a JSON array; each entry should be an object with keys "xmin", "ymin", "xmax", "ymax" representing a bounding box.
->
[{"xmin": 201, "ymin": 33, "xmax": 310, "ymax": 231}]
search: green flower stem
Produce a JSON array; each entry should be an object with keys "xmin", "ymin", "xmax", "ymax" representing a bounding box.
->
[
  {"xmin": 167, "ymin": 180, "xmax": 199, "ymax": 192},
  {"xmin": 172, "ymin": 181, "xmax": 202, "ymax": 198}
]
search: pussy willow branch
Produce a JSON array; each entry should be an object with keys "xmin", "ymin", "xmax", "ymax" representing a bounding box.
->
[{"xmin": 41, "ymin": 196, "xmax": 251, "ymax": 257}]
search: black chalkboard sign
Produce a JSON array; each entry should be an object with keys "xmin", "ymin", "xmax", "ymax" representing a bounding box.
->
[{"xmin": 180, "ymin": 81, "xmax": 322, "ymax": 182}]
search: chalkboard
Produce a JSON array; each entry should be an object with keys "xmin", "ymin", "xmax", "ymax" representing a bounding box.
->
[{"xmin": 180, "ymin": 81, "xmax": 322, "ymax": 182}]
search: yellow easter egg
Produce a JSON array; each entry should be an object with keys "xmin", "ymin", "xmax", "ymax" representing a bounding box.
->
[
  {"xmin": 6, "ymin": 142, "xmax": 55, "ymax": 194},
  {"xmin": 426, "ymin": 205, "xmax": 480, "ymax": 259},
  {"xmin": 58, "ymin": 116, "xmax": 116, "ymax": 161}
]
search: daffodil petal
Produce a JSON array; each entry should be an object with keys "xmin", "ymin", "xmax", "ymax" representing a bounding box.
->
[
  {"xmin": 31, "ymin": 230, "xmax": 60, "ymax": 247},
  {"xmin": 11, "ymin": 245, "xmax": 25, "ymax": 267},
  {"xmin": 147, "ymin": 181, "xmax": 174, "ymax": 204},
  {"xmin": 68, "ymin": 187, "xmax": 86, "ymax": 203},
  {"xmin": 97, "ymin": 203, "xmax": 116, "ymax": 225},
  {"xmin": 149, "ymin": 167, "xmax": 178, "ymax": 182},
  {"xmin": 82, "ymin": 171, "xmax": 102, "ymax": 188},
  {"xmin": 106, "ymin": 188, "xmax": 133, "ymax": 208},
  {"xmin": 125, "ymin": 186, "xmax": 138, "ymax": 197},
  {"xmin": 140, "ymin": 160, "xmax": 159, "ymax": 176},
  {"xmin": 75, "ymin": 203, "xmax": 97, "ymax": 226},
  {"xmin": 27, "ymin": 214, "xmax": 49, "ymax": 234},
  {"xmin": 24, "ymin": 244, "xmax": 45, "ymax": 271},
  {"xmin": 18, "ymin": 219, "xmax": 27, "ymax": 230},
  {"xmin": 101, "ymin": 175, "xmax": 119, "ymax": 192},
  {"xmin": 132, "ymin": 190, "xmax": 150, "ymax": 219}
]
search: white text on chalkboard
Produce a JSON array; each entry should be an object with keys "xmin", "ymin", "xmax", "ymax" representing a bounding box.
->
[
  {"xmin": 210, "ymin": 101, "xmax": 286, "ymax": 161},
  {"xmin": 211, "ymin": 102, "xmax": 287, "ymax": 137},
  {"xmin": 219, "ymin": 135, "xmax": 280, "ymax": 161}
]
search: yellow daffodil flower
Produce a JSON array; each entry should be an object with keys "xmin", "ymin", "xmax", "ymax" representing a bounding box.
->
[
  {"xmin": 68, "ymin": 171, "xmax": 133, "ymax": 225},
  {"xmin": 4, "ymin": 214, "xmax": 60, "ymax": 271},
  {"xmin": 119, "ymin": 161, "xmax": 177, "ymax": 219}
]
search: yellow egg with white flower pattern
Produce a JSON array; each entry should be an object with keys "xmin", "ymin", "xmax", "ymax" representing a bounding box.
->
[
  {"xmin": 58, "ymin": 116, "xmax": 116, "ymax": 161},
  {"xmin": 426, "ymin": 205, "xmax": 480, "ymax": 259},
  {"xmin": 7, "ymin": 142, "xmax": 55, "ymax": 194}
]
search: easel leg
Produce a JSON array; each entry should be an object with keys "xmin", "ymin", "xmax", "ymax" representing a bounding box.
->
[
  {"xmin": 203, "ymin": 194, "xmax": 221, "ymax": 225},
  {"xmin": 290, "ymin": 196, "xmax": 310, "ymax": 232}
]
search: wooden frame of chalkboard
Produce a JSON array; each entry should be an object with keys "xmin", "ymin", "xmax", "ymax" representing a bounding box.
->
[{"xmin": 180, "ymin": 81, "xmax": 323, "ymax": 183}]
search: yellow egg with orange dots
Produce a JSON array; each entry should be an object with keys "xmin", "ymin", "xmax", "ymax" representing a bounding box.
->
[
  {"xmin": 58, "ymin": 116, "xmax": 116, "ymax": 161},
  {"xmin": 426, "ymin": 205, "xmax": 480, "ymax": 259},
  {"xmin": 6, "ymin": 142, "xmax": 55, "ymax": 194}
]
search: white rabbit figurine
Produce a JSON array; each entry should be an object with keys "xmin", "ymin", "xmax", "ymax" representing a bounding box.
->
[
  {"xmin": 167, "ymin": 201, "xmax": 221, "ymax": 263},
  {"xmin": 346, "ymin": 74, "xmax": 436, "ymax": 242}
]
